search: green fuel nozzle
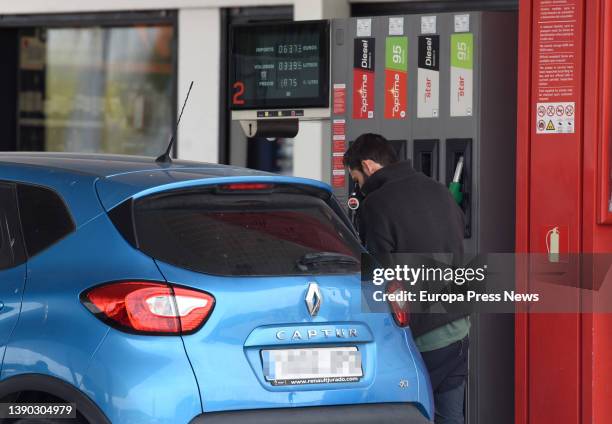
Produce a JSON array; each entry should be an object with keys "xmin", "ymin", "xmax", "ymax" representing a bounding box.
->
[{"xmin": 449, "ymin": 156, "xmax": 464, "ymax": 205}]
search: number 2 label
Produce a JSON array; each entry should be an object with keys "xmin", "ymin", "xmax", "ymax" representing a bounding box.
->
[{"xmin": 232, "ymin": 81, "xmax": 245, "ymax": 105}]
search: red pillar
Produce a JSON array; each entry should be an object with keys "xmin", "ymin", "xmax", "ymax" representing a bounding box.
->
[{"xmin": 516, "ymin": 0, "xmax": 612, "ymax": 423}]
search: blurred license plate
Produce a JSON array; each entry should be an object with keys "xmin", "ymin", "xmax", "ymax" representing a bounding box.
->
[{"xmin": 262, "ymin": 346, "xmax": 363, "ymax": 386}]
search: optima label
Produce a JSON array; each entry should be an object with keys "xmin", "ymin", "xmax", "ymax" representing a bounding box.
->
[
  {"xmin": 417, "ymin": 35, "xmax": 440, "ymax": 118},
  {"xmin": 353, "ymin": 38, "xmax": 375, "ymax": 119},
  {"xmin": 384, "ymin": 36, "xmax": 408, "ymax": 120}
]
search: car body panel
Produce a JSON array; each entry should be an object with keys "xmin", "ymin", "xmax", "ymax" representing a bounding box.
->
[
  {"xmin": 156, "ymin": 261, "xmax": 432, "ymax": 416},
  {"xmin": 0, "ymin": 264, "xmax": 26, "ymax": 371},
  {"xmin": 0, "ymin": 152, "xmax": 242, "ymax": 179},
  {"xmin": 0, "ymin": 212, "xmax": 202, "ymax": 422},
  {"xmin": 0, "ymin": 153, "xmax": 273, "ymax": 226},
  {"xmin": 0, "ymin": 183, "xmax": 27, "ymax": 371},
  {"xmin": 95, "ymin": 172, "xmax": 330, "ymax": 211},
  {"xmin": 81, "ymin": 330, "xmax": 202, "ymax": 424}
]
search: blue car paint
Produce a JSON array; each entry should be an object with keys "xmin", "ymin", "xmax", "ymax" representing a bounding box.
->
[
  {"xmin": 0, "ymin": 154, "xmax": 434, "ymax": 423},
  {"xmin": 157, "ymin": 262, "xmax": 432, "ymax": 415},
  {"xmin": 0, "ymin": 211, "xmax": 203, "ymax": 424},
  {"xmin": 81, "ymin": 329, "xmax": 202, "ymax": 424},
  {"xmin": 95, "ymin": 171, "xmax": 329, "ymax": 210},
  {"xmin": 0, "ymin": 264, "xmax": 26, "ymax": 370}
]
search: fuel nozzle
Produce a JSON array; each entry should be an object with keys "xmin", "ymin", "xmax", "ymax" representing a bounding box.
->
[
  {"xmin": 347, "ymin": 184, "xmax": 364, "ymax": 242},
  {"xmin": 348, "ymin": 185, "xmax": 362, "ymax": 215},
  {"xmin": 449, "ymin": 156, "xmax": 464, "ymax": 205}
]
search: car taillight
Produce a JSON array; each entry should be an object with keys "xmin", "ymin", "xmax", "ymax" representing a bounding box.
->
[
  {"xmin": 81, "ymin": 282, "xmax": 215, "ymax": 335},
  {"xmin": 220, "ymin": 183, "xmax": 274, "ymax": 191},
  {"xmin": 386, "ymin": 280, "xmax": 410, "ymax": 327}
]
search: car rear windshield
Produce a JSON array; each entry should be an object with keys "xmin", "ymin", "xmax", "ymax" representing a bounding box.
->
[{"xmin": 126, "ymin": 187, "xmax": 362, "ymax": 276}]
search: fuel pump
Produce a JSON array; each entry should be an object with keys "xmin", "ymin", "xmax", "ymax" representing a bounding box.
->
[{"xmin": 329, "ymin": 12, "xmax": 518, "ymax": 424}]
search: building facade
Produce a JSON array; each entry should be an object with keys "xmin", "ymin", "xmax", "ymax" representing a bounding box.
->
[{"xmin": 0, "ymin": 0, "xmax": 354, "ymax": 182}]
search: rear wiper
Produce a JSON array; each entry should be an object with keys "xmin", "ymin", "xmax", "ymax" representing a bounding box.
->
[{"xmin": 297, "ymin": 252, "xmax": 359, "ymax": 271}]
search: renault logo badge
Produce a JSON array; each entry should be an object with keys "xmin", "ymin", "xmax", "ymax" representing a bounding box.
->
[{"xmin": 305, "ymin": 283, "xmax": 322, "ymax": 317}]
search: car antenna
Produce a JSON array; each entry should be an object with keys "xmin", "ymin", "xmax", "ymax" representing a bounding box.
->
[{"xmin": 156, "ymin": 81, "xmax": 194, "ymax": 163}]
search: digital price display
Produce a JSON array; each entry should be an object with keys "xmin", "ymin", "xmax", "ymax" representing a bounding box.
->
[{"xmin": 230, "ymin": 21, "xmax": 330, "ymax": 110}]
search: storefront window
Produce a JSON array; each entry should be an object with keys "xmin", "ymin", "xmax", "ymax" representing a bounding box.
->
[{"xmin": 17, "ymin": 25, "xmax": 174, "ymax": 155}]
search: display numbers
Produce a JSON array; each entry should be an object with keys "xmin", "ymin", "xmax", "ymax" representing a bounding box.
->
[
  {"xmin": 231, "ymin": 21, "xmax": 326, "ymax": 107},
  {"xmin": 280, "ymin": 78, "xmax": 298, "ymax": 88},
  {"xmin": 277, "ymin": 44, "xmax": 303, "ymax": 55},
  {"xmin": 278, "ymin": 61, "xmax": 304, "ymax": 71}
]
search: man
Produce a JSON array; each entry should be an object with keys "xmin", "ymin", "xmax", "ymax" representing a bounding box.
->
[{"xmin": 344, "ymin": 133, "xmax": 470, "ymax": 424}]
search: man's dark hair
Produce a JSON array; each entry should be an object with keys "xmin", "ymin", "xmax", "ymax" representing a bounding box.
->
[{"xmin": 343, "ymin": 133, "xmax": 399, "ymax": 171}]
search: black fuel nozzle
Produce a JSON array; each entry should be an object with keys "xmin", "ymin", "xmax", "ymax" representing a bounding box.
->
[
  {"xmin": 347, "ymin": 183, "xmax": 364, "ymax": 241},
  {"xmin": 347, "ymin": 183, "xmax": 363, "ymax": 212}
]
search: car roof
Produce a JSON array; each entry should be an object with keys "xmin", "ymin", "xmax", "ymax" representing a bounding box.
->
[
  {"xmin": 0, "ymin": 153, "xmax": 332, "ymax": 225},
  {"xmin": 0, "ymin": 152, "xmax": 273, "ymax": 179}
]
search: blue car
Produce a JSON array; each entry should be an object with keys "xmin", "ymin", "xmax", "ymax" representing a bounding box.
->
[{"xmin": 0, "ymin": 153, "xmax": 432, "ymax": 424}]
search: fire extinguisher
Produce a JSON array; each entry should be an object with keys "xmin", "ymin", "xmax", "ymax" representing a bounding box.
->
[{"xmin": 546, "ymin": 226, "xmax": 560, "ymax": 263}]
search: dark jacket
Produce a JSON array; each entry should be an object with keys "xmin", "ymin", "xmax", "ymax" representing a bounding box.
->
[{"xmin": 360, "ymin": 160, "xmax": 467, "ymax": 337}]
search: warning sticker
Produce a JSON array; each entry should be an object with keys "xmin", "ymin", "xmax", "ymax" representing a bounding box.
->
[
  {"xmin": 332, "ymin": 118, "xmax": 346, "ymax": 168},
  {"xmin": 454, "ymin": 14, "xmax": 470, "ymax": 33},
  {"xmin": 389, "ymin": 17, "xmax": 404, "ymax": 36},
  {"xmin": 332, "ymin": 153, "xmax": 344, "ymax": 169},
  {"xmin": 535, "ymin": 102, "xmax": 575, "ymax": 134},
  {"xmin": 332, "ymin": 138, "xmax": 345, "ymax": 154},
  {"xmin": 357, "ymin": 19, "xmax": 372, "ymax": 37},
  {"xmin": 535, "ymin": 0, "xmax": 579, "ymax": 103},
  {"xmin": 421, "ymin": 16, "xmax": 436, "ymax": 35},
  {"xmin": 332, "ymin": 169, "xmax": 346, "ymax": 188},
  {"xmin": 333, "ymin": 84, "xmax": 346, "ymax": 115},
  {"xmin": 332, "ymin": 118, "xmax": 345, "ymax": 135},
  {"xmin": 533, "ymin": 0, "xmax": 579, "ymax": 135}
]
